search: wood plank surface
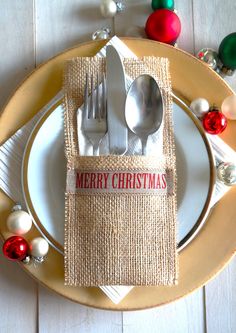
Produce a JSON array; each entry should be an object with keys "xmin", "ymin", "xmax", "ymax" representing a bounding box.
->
[
  {"xmin": 0, "ymin": 0, "xmax": 35, "ymax": 110},
  {"xmin": 114, "ymin": 0, "xmax": 152, "ymax": 38},
  {"xmin": 0, "ymin": 241, "xmax": 38, "ymax": 333},
  {"xmin": 174, "ymin": 0, "xmax": 194, "ymax": 53},
  {"xmin": 123, "ymin": 289, "xmax": 205, "ymax": 333},
  {"xmin": 193, "ymin": 0, "xmax": 236, "ymax": 91},
  {"xmin": 35, "ymin": 0, "xmax": 112, "ymax": 64},
  {"xmin": 205, "ymin": 257, "xmax": 236, "ymax": 333},
  {"xmin": 38, "ymin": 286, "xmax": 122, "ymax": 333},
  {"xmin": 0, "ymin": 0, "xmax": 236, "ymax": 332},
  {"xmin": 0, "ymin": 2, "xmax": 37, "ymax": 332}
]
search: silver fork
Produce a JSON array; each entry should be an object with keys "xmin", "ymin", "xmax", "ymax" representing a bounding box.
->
[{"xmin": 82, "ymin": 73, "xmax": 107, "ymax": 156}]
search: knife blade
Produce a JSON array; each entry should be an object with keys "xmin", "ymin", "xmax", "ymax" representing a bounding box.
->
[{"xmin": 106, "ymin": 45, "xmax": 128, "ymax": 155}]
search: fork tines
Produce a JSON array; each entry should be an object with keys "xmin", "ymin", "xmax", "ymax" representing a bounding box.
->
[
  {"xmin": 82, "ymin": 73, "xmax": 107, "ymax": 156},
  {"xmin": 84, "ymin": 73, "xmax": 106, "ymax": 120}
]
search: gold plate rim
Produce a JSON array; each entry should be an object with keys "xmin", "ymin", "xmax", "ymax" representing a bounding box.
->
[{"xmin": 0, "ymin": 38, "xmax": 236, "ymax": 311}]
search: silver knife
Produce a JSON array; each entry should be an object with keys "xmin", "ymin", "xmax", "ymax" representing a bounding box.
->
[{"xmin": 106, "ymin": 45, "xmax": 128, "ymax": 155}]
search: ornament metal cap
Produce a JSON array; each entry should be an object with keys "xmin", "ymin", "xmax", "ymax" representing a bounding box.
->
[
  {"xmin": 11, "ymin": 204, "xmax": 22, "ymax": 212},
  {"xmin": 32, "ymin": 256, "xmax": 45, "ymax": 264}
]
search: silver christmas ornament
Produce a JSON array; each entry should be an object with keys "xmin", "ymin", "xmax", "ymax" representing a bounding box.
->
[
  {"xmin": 190, "ymin": 98, "xmax": 210, "ymax": 118},
  {"xmin": 197, "ymin": 48, "xmax": 221, "ymax": 71},
  {"xmin": 92, "ymin": 27, "xmax": 111, "ymax": 40},
  {"xmin": 217, "ymin": 162, "xmax": 236, "ymax": 186}
]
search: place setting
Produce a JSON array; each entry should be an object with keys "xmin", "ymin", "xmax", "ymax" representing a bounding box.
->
[{"xmin": 1, "ymin": 2, "xmax": 236, "ymax": 310}]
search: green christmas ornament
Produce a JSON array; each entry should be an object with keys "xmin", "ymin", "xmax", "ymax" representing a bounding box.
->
[
  {"xmin": 219, "ymin": 32, "xmax": 236, "ymax": 70},
  {"xmin": 151, "ymin": 0, "xmax": 174, "ymax": 11}
]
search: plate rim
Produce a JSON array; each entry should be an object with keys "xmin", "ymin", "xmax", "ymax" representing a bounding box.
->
[{"xmin": 22, "ymin": 99, "xmax": 64, "ymax": 254}]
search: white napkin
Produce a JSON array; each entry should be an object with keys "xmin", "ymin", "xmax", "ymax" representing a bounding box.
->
[
  {"xmin": 0, "ymin": 36, "xmax": 236, "ymax": 305},
  {"xmin": 207, "ymin": 134, "xmax": 236, "ymax": 205}
]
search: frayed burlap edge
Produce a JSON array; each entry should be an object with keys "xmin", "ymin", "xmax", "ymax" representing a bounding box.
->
[{"xmin": 63, "ymin": 56, "xmax": 178, "ymax": 286}]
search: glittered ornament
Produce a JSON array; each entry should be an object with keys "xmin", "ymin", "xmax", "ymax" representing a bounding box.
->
[
  {"xmin": 100, "ymin": 0, "xmax": 117, "ymax": 18},
  {"xmin": 217, "ymin": 162, "xmax": 236, "ymax": 186},
  {"xmin": 3, "ymin": 236, "xmax": 28, "ymax": 261},
  {"xmin": 219, "ymin": 32, "xmax": 236, "ymax": 70},
  {"xmin": 30, "ymin": 237, "xmax": 49, "ymax": 258},
  {"xmin": 190, "ymin": 98, "xmax": 210, "ymax": 118},
  {"xmin": 221, "ymin": 95, "xmax": 236, "ymax": 120},
  {"xmin": 151, "ymin": 0, "xmax": 174, "ymax": 11},
  {"xmin": 145, "ymin": 9, "xmax": 181, "ymax": 44},
  {"xmin": 92, "ymin": 27, "xmax": 111, "ymax": 40},
  {"xmin": 6, "ymin": 206, "xmax": 32, "ymax": 235},
  {"xmin": 197, "ymin": 48, "xmax": 221, "ymax": 71},
  {"xmin": 202, "ymin": 110, "xmax": 227, "ymax": 135}
]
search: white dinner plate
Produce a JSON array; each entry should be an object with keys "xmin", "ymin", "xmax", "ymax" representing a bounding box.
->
[{"xmin": 22, "ymin": 97, "xmax": 215, "ymax": 254}]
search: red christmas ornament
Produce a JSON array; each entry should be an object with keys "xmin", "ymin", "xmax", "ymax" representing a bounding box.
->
[
  {"xmin": 145, "ymin": 9, "xmax": 181, "ymax": 44},
  {"xmin": 202, "ymin": 110, "xmax": 227, "ymax": 135},
  {"xmin": 2, "ymin": 236, "xmax": 28, "ymax": 261}
]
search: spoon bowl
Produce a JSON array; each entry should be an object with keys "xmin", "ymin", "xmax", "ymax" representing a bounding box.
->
[{"xmin": 125, "ymin": 74, "xmax": 163, "ymax": 155}]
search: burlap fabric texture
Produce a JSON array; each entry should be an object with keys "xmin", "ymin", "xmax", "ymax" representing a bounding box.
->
[{"xmin": 63, "ymin": 56, "xmax": 178, "ymax": 286}]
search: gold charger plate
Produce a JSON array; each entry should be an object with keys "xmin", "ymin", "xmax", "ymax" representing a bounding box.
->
[{"xmin": 0, "ymin": 38, "xmax": 236, "ymax": 310}]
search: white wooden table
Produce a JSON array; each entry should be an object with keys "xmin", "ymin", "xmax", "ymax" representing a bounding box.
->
[{"xmin": 0, "ymin": 1, "xmax": 236, "ymax": 332}]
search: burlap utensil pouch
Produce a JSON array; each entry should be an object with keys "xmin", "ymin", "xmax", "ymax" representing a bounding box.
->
[{"xmin": 64, "ymin": 56, "xmax": 178, "ymax": 286}]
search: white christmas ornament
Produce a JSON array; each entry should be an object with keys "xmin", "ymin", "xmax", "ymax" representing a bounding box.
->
[
  {"xmin": 221, "ymin": 95, "xmax": 236, "ymax": 120},
  {"xmin": 7, "ymin": 209, "xmax": 32, "ymax": 235},
  {"xmin": 190, "ymin": 98, "xmax": 210, "ymax": 118},
  {"xmin": 100, "ymin": 0, "xmax": 117, "ymax": 18},
  {"xmin": 30, "ymin": 237, "xmax": 49, "ymax": 258}
]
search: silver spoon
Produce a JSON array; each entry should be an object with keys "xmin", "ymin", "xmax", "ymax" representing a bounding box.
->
[{"xmin": 125, "ymin": 74, "xmax": 163, "ymax": 155}]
